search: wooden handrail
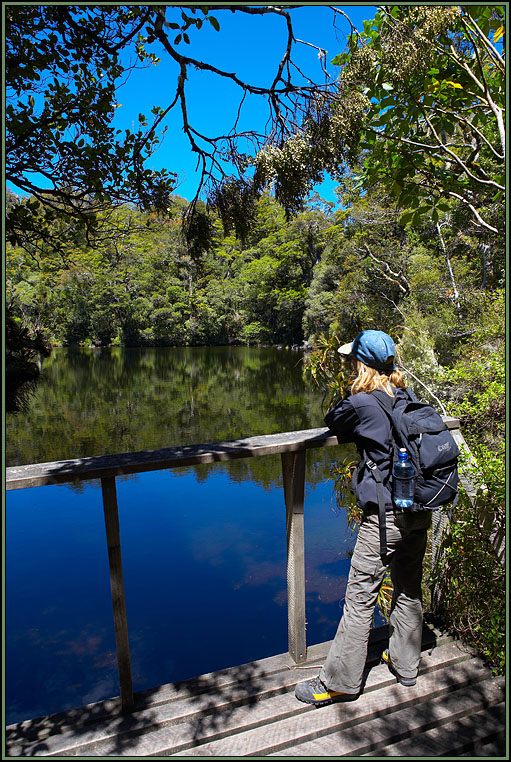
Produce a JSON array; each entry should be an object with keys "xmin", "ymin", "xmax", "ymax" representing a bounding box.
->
[
  {"xmin": 5, "ymin": 416, "xmax": 466, "ymax": 714},
  {"xmin": 5, "ymin": 419, "xmax": 461, "ymax": 491}
]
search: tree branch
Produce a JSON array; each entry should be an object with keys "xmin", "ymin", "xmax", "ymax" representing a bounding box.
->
[
  {"xmin": 59, "ymin": 7, "xmax": 151, "ymax": 56},
  {"xmin": 446, "ymin": 43, "xmax": 506, "ymax": 157},
  {"xmin": 357, "ymin": 243, "xmax": 409, "ymax": 295},
  {"xmin": 421, "ymin": 106, "xmax": 504, "ymax": 161},
  {"xmin": 445, "ymin": 190, "xmax": 499, "ymax": 233},
  {"xmin": 420, "ymin": 109, "xmax": 505, "ymax": 191},
  {"xmin": 461, "ymin": 12, "xmax": 505, "ymax": 72}
]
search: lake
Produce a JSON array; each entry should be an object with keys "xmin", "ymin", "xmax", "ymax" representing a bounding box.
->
[{"xmin": 5, "ymin": 346, "xmax": 362, "ymax": 725}]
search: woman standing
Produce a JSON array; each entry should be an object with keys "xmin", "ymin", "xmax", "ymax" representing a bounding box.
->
[{"xmin": 295, "ymin": 330, "xmax": 431, "ymax": 706}]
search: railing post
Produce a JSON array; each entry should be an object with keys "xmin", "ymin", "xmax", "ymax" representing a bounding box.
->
[
  {"xmin": 101, "ymin": 476, "xmax": 134, "ymax": 712},
  {"xmin": 281, "ymin": 450, "xmax": 307, "ymax": 664}
]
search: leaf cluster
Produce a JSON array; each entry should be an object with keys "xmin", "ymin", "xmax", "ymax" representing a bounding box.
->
[
  {"xmin": 6, "ymin": 5, "xmax": 177, "ymax": 252},
  {"xmin": 433, "ymin": 492, "xmax": 505, "ymax": 674},
  {"xmin": 337, "ymin": 5, "xmax": 505, "ymax": 234}
]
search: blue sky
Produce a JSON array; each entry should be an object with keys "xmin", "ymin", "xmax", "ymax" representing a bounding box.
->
[
  {"xmin": 9, "ymin": 4, "xmax": 379, "ymax": 205},
  {"xmin": 113, "ymin": 4, "xmax": 378, "ymax": 203}
]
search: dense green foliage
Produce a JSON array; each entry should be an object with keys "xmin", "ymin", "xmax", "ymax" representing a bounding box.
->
[
  {"xmin": 8, "ymin": 175, "xmax": 504, "ymax": 357},
  {"xmin": 430, "ymin": 294, "xmax": 505, "ymax": 674},
  {"xmin": 338, "ymin": 5, "xmax": 505, "ymax": 234},
  {"xmin": 6, "ymin": 190, "xmax": 330, "ymax": 349},
  {"xmin": 256, "ymin": 6, "xmax": 505, "ymax": 234}
]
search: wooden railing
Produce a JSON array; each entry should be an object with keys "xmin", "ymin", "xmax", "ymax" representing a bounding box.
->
[{"xmin": 9, "ymin": 416, "xmax": 497, "ymax": 716}]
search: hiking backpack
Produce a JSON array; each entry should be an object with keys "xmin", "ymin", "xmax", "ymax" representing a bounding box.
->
[{"xmin": 365, "ymin": 389, "xmax": 460, "ymax": 557}]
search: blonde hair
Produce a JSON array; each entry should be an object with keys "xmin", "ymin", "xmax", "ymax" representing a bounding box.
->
[{"xmin": 351, "ymin": 359, "xmax": 406, "ymax": 397}]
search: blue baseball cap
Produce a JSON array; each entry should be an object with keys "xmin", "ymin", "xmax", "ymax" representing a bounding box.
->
[{"xmin": 338, "ymin": 330, "xmax": 396, "ymax": 371}]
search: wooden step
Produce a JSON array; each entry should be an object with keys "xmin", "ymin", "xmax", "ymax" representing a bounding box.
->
[
  {"xmin": 172, "ymin": 657, "xmax": 500, "ymax": 757},
  {"xmin": 458, "ymin": 735, "xmax": 509, "ymax": 757},
  {"xmin": 362, "ymin": 702, "xmax": 507, "ymax": 757},
  {"xmin": 269, "ymin": 677, "xmax": 506, "ymax": 756},
  {"xmin": 6, "ymin": 628, "xmax": 502, "ymax": 758}
]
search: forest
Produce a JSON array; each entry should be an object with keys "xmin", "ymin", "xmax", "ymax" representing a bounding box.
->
[
  {"xmin": 5, "ymin": 5, "xmax": 505, "ymax": 672},
  {"xmin": 5, "ymin": 180, "xmax": 504, "ymax": 353}
]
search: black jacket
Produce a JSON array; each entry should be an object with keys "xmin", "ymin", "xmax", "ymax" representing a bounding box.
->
[{"xmin": 324, "ymin": 386, "xmax": 417, "ymax": 512}]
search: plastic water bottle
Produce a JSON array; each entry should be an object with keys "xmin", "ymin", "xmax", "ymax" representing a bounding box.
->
[{"xmin": 393, "ymin": 448, "xmax": 415, "ymax": 509}]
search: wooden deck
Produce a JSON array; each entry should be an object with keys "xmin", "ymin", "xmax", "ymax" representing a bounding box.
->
[{"xmin": 5, "ymin": 624, "xmax": 506, "ymax": 757}]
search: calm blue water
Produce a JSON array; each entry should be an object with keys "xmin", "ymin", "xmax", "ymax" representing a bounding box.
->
[{"xmin": 5, "ymin": 347, "xmax": 362, "ymax": 724}]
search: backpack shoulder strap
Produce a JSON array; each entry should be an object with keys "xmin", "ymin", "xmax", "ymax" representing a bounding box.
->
[
  {"xmin": 370, "ymin": 389, "xmax": 407, "ymax": 450},
  {"xmin": 365, "ymin": 459, "xmax": 388, "ymax": 558},
  {"xmin": 370, "ymin": 389, "xmax": 396, "ymax": 416}
]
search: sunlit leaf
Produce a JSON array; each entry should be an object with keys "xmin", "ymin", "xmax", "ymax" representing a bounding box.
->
[{"xmin": 493, "ymin": 25, "xmax": 504, "ymax": 42}]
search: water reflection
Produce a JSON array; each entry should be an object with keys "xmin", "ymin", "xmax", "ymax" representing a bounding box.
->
[
  {"xmin": 6, "ymin": 347, "xmax": 358, "ymax": 724},
  {"xmin": 7, "ymin": 347, "xmax": 328, "ymax": 466}
]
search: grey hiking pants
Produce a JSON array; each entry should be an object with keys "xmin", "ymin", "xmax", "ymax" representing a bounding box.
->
[{"xmin": 320, "ymin": 510, "xmax": 432, "ymax": 694}]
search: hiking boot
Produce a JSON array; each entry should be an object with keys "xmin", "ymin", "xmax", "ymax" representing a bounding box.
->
[
  {"xmin": 294, "ymin": 676, "xmax": 357, "ymax": 706},
  {"xmin": 381, "ymin": 649, "xmax": 417, "ymax": 686}
]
